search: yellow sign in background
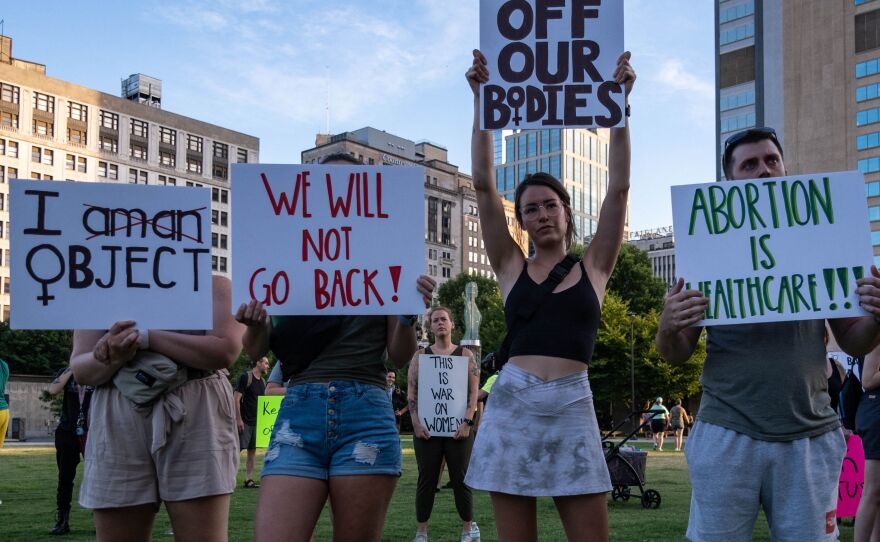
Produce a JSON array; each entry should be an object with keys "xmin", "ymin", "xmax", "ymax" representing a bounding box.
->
[{"xmin": 256, "ymin": 395, "xmax": 283, "ymax": 448}]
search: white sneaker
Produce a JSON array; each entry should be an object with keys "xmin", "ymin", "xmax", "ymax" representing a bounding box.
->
[
  {"xmin": 470, "ymin": 521, "xmax": 481, "ymax": 542},
  {"xmin": 460, "ymin": 532, "xmax": 472, "ymax": 542},
  {"xmin": 412, "ymin": 533, "xmax": 428, "ymax": 542}
]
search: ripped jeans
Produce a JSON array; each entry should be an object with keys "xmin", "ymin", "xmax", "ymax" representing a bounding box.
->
[{"xmin": 261, "ymin": 380, "xmax": 402, "ymax": 479}]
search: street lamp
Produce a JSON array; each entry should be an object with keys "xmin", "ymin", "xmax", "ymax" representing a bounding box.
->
[{"xmin": 630, "ymin": 313, "xmax": 636, "ymax": 429}]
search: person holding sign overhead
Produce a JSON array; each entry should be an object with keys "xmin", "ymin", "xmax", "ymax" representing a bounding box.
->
[
  {"xmin": 68, "ymin": 275, "xmax": 245, "ymax": 542},
  {"xmin": 236, "ymin": 152, "xmax": 436, "ymax": 542},
  {"xmin": 407, "ymin": 306, "xmax": 480, "ymax": 542},
  {"xmin": 657, "ymin": 127, "xmax": 880, "ymax": 541},
  {"xmin": 464, "ymin": 49, "xmax": 635, "ymax": 541}
]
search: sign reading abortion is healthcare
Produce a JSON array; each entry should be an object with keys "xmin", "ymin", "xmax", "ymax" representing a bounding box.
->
[
  {"xmin": 480, "ymin": 0, "xmax": 625, "ymax": 130},
  {"xmin": 10, "ymin": 180, "xmax": 212, "ymax": 330},
  {"xmin": 671, "ymin": 171, "xmax": 873, "ymax": 326},
  {"xmin": 231, "ymin": 164, "xmax": 425, "ymax": 315}
]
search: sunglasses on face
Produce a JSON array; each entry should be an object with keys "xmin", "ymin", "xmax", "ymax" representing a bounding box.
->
[{"xmin": 722, "ymin": 127, "xmax": 780, "ymax": 163}]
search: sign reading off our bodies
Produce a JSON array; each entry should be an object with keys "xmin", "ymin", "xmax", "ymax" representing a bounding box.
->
[
  {"xmin": 256, "ymin": 395, "xmax": 283, "ymax": 448},
  {"xmin": 671, "ymin": 171, "xmax": 873, "ymax": 326},
  {"xmin": 418, "ymin": 353, "xmax": 468, "ymax": 437},
  {"xmin": 231, "ymin": 165, "xmax": 425, "ymax": 315},
  {"xmin": 10, "ymin": 180, "xmax": 212, "ymax": 329},
  {"xmin": 480, "ymin": 0, "xmax": 625, "ymax": 130}
]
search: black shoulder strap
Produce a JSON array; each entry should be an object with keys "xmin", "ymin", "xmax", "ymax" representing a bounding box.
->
[
  {"xmin": 424, "ymin": 346, "xmax": 433, "ymax": 355},
  {"xmin": 497, "ymin": 253, "xmax": 580, "ymax": 367}
]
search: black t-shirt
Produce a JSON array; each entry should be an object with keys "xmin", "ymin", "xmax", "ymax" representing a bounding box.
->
[
  {"xmin": 389, "ymin": 386, "xmax": 408, "ymax": 413},
  {"xmin": 54, "ymin": 368, "xmax": 93, "ymax": 433},
  {"xmin": 235, "ymin": 371, "xmax": 266, "ymax": 425}
]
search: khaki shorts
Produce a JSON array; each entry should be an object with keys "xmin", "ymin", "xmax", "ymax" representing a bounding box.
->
[{"xmin": 80, "ymin": 372, "xmax": 239, "ymax": 509}]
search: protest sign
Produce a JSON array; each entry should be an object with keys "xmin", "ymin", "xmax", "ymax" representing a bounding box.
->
[
  {"xmin": 231, "ymin": 164, "xmax": 425, "ymax": 315},
  {"xmin": 256, "ymin": 395, "xmax": 283, "ymax": 448},
  {"xmin": 671, "ymin": 171, "xmax": 873, "ymax": 326},
  {"xmin": 417, "ymin": 353, "xmax": 468, "ymax": 437},
  {"xmin": 829, "ymin": 351, "xmax": 863, "ymax": 380},
  {"xmin": 10, "ymin": 179, "xmax": 212, "ymax": 329},
  {"xmin": 838, "ymin": 434, "xmax": 865, "ymax": 518},
  {"xmin": 479, "ymin": 0, "xmax": 625, "ymax": 130}
]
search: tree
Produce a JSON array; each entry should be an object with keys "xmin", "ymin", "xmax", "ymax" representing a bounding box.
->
[
  {"xmin": 0, "ymin": 322, "xmax": 73, "ymax": 375},
  {"xmin": 436, "ymin": 273, "xmax": 506, "ymax": 358},
  {"xmin": 589, "ymin": 292, "xmax": 704, "ymax": 428},
  {"xmin": 606, "ymin": 244, "xmax": 668, "ymax": 314}
]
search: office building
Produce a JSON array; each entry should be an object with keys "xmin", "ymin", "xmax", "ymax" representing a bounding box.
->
[
  {"xmin": 715, "ymin": 0, "xmax": 880, "ymax": 263},
  {"xmin": 628, "ymin": 228, "xmax": 676, "ymax": 287},
  {"xmin": 0, "ymin": 35, "xmax": 259, "ymax": 322},
  {"xmin": 493, "ymin": 128, "xmax": 624, "ymax": 245}
]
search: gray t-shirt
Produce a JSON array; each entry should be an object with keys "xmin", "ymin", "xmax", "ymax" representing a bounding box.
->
[
  {"xmin": 290, "ymin": 316, "xmax": 388, "ymax": 388},
  {"xmin": 698, "ymin": 319, "xmax": 839, "ymax": 441}
]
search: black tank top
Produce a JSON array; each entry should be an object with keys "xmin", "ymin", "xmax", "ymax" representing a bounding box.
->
[
  {"xmin": 504, "ymin": 260, "xmax": 600, "ymax": 364},
  {"xmin": 827, "ymin": 358, "xmax": 844, "ymax": 412}
]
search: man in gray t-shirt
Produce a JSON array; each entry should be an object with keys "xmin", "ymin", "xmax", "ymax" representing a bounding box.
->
[{"xmin": 656, "ymin": 127, "xmax": 880, "ymax": 542}]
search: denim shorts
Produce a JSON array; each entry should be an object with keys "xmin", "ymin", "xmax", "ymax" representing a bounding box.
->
[{"xmin": 261, "ymin": 380, "xmax": 402, "ymax": 480}]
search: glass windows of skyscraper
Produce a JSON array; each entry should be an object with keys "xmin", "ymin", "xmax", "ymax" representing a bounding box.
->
[
  {"xmin": 506, "ymin": 137, "xmax": 515, "ymax": 163},
  {"xmin": 857, "ymin": 0, "xmax": 877, "ymax": 5},
  {"xmin": 867, "ymin": 181, "xmax": 880, "ymax": 197},
  {"xmin": 856, "ymin": 57, "xmax": 880, "ymax": 78},
  {"xmin": 857, "ymin": 83, "xmax": 880, "ymax": 102},
  {"xmin": 527, "ymin": 132, "xmax": 537, "ymax": 157},
  {"xmin": 719, "ymin": 22, "xmax": 755, "ymax": 45},
  {"xmin": 518, "ymin": 135, "xmax": 527, "ymax": 160},
  {"xmin": 528, "ymin": 160, "xmax": 537, "ymax": 174},
  {"xmin": 859, "ymin": 156, "xmax": 880, "ymax": 173},
  {"xmin": 541, "ymin": 130, "xmax": 550, "ymax": 155},
  {"xmin": 870, "ymin": 205, "xmax": 880, "ymax": 221},
  {"xmin": 858, "ymin": 107, "xmax": 880, "ymax": 126},
  {"xmin": 872, "ymin": 231, "xmax": 880, "ymax": 246},
  {"xmin": 857, "ymin": 131, "xmax": 880, "ymax": 150},
  {"xmin": 720, "ymin": 112, "xmax": 756, "ymax": 134},
  {"xmin": 720, "ymin": 89, "xmax": 756, "ymax": 111},
  {"xmin": 505, "ymin": 166, "xmax": 514, "ymax": 191},
  {"xmin": 550, "ymin": 129, "xmax": 561, "ymax": 152},
  {"xmin": 541, "ymin": 157, "xmax": 549, "ymax": 173},
  {"xmin": 518, "ymin": 164, "xmax": 526, "ymax": 182},
  {"xmin": 719, "ymin": 1, "xmax": 754, "ymax": 24},
  {"xmin": 550, "ymin": 155, "xmax": 561, "ymax": 178}
]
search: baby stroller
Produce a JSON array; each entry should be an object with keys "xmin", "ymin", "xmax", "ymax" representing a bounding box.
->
[{"xmin": 601, "ymin": 411, "xmax": 662, "ymax": 509}]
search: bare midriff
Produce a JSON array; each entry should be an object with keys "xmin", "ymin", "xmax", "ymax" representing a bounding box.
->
[{"xmin": 508, "ymin": 354, "xmax": 586, "ymax": 381}]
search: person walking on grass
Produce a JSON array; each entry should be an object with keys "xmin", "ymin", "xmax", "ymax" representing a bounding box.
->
[
  {"xmin": 235, "ymin": 357, "xmax": 269, "ymax": 488},
  {"xmin": 669, "ymin": 399, "xmax": 691, "ymax": 452},
  {"xmin": 649, "ymin": 397, "xmax": 669, "ymax": 451}
]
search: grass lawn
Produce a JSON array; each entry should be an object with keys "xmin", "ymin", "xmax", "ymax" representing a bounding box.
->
[{"xmin": 0, "ymin": 439, "xmax": 855, "ymax": 541}]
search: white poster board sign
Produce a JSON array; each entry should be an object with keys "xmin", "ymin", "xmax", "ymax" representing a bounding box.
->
[
  {"xmin": 231, "ymin": 164, "xmax": 425, "ymax": 315},
  {"xmin": 479, "ymin": 0, "xmax": 625, "ymax": 130},
  {"xmin": 10, "ymin": 179, "xmax": 212, "ymax": 329},
  {"xmin": 418, "ymin": 353, "xmax": 468, "ymax": 437},
  {"xmin": 671, "ymin": 171, "xmax": 873, "ymax": 326}
]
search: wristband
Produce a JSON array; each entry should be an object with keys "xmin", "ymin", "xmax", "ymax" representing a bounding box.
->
[
  {"xmin": 625, "ymin": 104, "xmax": 631, "ymax": 117},
  {"xmin": 398, "ymin": 315, "xmax": 418, "ymax": 327},
  {"xmin": 137, "ymin": 329, "xmax": 150, "ymax": 350},
  {"xmin": 464, "ymin": 418, "xmax": 475, "ymax": 426}
]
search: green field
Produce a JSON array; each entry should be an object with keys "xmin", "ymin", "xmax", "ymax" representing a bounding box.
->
[{"xmin": 0, "ymin": 439, "xmax": 854, "ymax": 541}]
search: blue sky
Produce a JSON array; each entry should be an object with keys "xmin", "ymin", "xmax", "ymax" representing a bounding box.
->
[{"xmin": 2, "ymin": 1, "xmax": 716, "ymax": 231}]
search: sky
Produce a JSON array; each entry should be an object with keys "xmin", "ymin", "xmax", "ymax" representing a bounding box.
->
[{"xmin": 1, "ymin": 1, "xmax": 716, "ymax": 232}]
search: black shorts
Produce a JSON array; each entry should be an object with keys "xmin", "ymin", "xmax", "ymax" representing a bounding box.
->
[
  {"xmin": 857, "ymin": 392, "xmax": 880, "ymax": 459},
  {"xmin": 650, "ymin": 420, "xmax": 667, "ymax": 433},
  {"xmin": 671, "ymin": 421, "xmax": 683, "ymax": 430}
]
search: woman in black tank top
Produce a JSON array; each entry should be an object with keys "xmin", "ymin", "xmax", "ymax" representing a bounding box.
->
[
  {"xmin": 407, "ymin": 306, "xmax": 480, "ymax": 542},
  {"xmin": 464, "ymin": 51, "xmax": 636, "ymax": 541}
]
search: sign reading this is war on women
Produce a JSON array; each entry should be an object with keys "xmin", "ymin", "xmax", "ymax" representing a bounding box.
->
[
  {"xmin": 418, "ymin": 353, "xmax": 468, "ymax": 437},
  {"xmin": 480, "ymin": 0, "xmax": 625, "ymax": 130},
  {"xmin": 231, "ymin": 164, "xmax": 425, "ymax": 315},
  {"xmin": 10, "ymin": 179, "xmax": 212, "ymax": 330},
  {"xmin": 671, "ymin": 171, "xmax": 873, "ymax": 326},
  {"xmin": 256, "ymin": 395, "xmax": 283, "ymax": 448}
]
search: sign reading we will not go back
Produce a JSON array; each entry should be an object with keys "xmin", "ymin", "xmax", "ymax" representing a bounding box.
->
[
  {"xmin": 671, "ymin": 171, "xmax": 873, "ymax": 326},
  {"xmin": 231, "ymin": 164, "xmax": 425, "ymax": 315}
]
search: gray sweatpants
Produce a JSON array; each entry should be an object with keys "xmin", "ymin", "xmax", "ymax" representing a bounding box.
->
[{"xmin": 685, "ymin": 421, "xmax": 846, "ymax": 542}]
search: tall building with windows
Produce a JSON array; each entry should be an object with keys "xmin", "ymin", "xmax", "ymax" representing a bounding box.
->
[
  {"xmin": 715, "ymin": 0, "xmax": 880, "ymax": 264},
  {"xmin": 628, "ymin": 228, "xmax": 676, "ymax": 287},
  {"xmin": 493, "ymin": 128, "xmax": 622, "ymax": 245},
  {"xmin": 302, "ymin": 127, "xmax": 527, "ymax": 286},
  {"xmin": 0, "ymin": 35, "xmax": 259, "ymax": 322}
]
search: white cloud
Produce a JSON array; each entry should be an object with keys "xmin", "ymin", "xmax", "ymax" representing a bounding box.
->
[{"xmin": 654, "ymin": 58, "xmax": 714, "ymax": 98}]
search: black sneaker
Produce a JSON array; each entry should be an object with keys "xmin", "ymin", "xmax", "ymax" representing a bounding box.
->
[{"xmin": 244, "ymin": 479, "xmax": 260, "ymax": 489}]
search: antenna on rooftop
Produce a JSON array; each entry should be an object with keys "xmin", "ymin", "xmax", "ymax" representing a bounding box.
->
[{"xmin": 324, "ymin": 64, "xmax": 331, "ymax": 134}]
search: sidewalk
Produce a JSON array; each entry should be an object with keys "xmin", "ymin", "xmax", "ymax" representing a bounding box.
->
[{"xmin": 2, "ymin": 436, "xmax": 53, "ymax": 447}]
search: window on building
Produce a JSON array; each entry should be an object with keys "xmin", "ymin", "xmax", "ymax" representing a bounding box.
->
[
  {"xmin": 131, "ymin": 119, "xmax": 148, "ymax": 138},
  {"xmin": 66, "ymin": 154, "xmax": 75, "ymax": 170},
  {"xmin": 187, "ymin": 157, "xmax": 202, "ymax": 174},
  {"xmin": 159, "ymin": 151, "xmax": 176, "ymax": 168},
  {"xmin": 720, "ymin": 46, "xmax": 755, "ymax": 88},
  {"xmin": 77, "ymin": 157, "xmax": 87, "ymax": 173},
  {"xmin": 33, "ymin": 92, "xmax": 55, "ymax": 113},
  {"xmin": 0, "ymin": 165, "xmax": 4, "ymax": 183},
  {"xmin": 221, "ymin": 189, "xmax": 228, "ymax": 204},
  {"xmin": 130, "ymin": 143, "xmax": 147, "ymax": 161},
  {"xmin": 719, "ymin": 22, "xmax": 755, "ymax": 45},
  {"xmin": 237, "ymin": 148, "xmax": 248, "ymax": 163},
  {"xmin": 441, "ymin": 200, "xmax": 452, "ymax": 245},
  {"xmin": 158, "ymin": 175, "xmax": 176, "ymax": 186},
  {"xmin": 720, "ymin": 112, "xmax": 756, "ymax": 134},
  {"xmin": 187, "ymin": 134, "xmax": 203, "ymax": 153},
  {"xmin": 527, "ymin": 132, "xmax": 537, "ymax": 157},
  {"xmin": 213, "ymin": 142, "xmax": 228, "ymax": 159},
  {"xmin": 68, "ymin": 101, "xmax": 88, "ymax": 122},
  {"xmin": 858, "ymin": 131, "xmax": 880, "ymax": 150},
  {"xmin": 856, "ymin": 9, "xmax": 880, "ymax": 53},
  {"xmin": 858, "ymin": 82, "xmax": 880, "ymax": 102},
  {"xmin": 32, "ymin": 119, "xmax": 54, "ymax": 137},
  {"xmin": 859, "ymin": 156, "xmax": 880, "ymax": 173},
  {"xmin": 720, "ymin": 89, "xmax": 756, "ymax": 111},
  {"xmin": 857, "ymin": 57, "xmax": 880, "ymax": 78},
  {"xmin": 220, "ymin": 211, "xmax": 228, "ymax": 226},
  {"xmin": 212, "ymin": 232, "xmax": 219, "ymax": 248},
  {"xmin": 67, "ymin": 127, "xmax": 86, "ymax": 145},
  {"xmin": 7, "ymin": 141, "xmax": 16, "ymax": 158},
  {"xmin": 867, "ymin": 181, "xmax": 880, "ymax": 196},
  {"xmin": 219, "ymin": 257, "xmax": 227, "ymax": 273},
  {"xmin": 30, "ymin": 172, "xmax": 41, "ymax": 180},
  {"xmin": 871, "ymin": 206, "xmax": 880, "ymax": 221},
  {"xmin": 32, "ymin": 145, "xmax": 41, "ymax": 163},
  {"xmin": 0, "ymin": 111, "xmax": 17, "ymax": 129},
  {"xmin": 427, "ymin": 197, "xmax": 438, "ymax": 242},
  {"xmin": 100, "ymin": 110, "xmax": 119, "ymax": 130},
  {"xmin": 220, "ymin": 234, "xmax": 228, "ymax": 249},
  {"xmin": 0, "ymin": 82, "xmax": 19, "ymax": 104},
  {"xmin": 42, "ymin": 149, "xmax": 53, "ymax": 166},
  {"xmin": 213, "ymin": 164, "xmax": 228, "ymax": 180},
  {"xmin": 442, "ymin": 267, "xmax": 451, "ymax": 278},
  {"xmin": 212, "ymin": 210, "xmax": 219, "ymax": 224},
  {"xmin": 872, "ymin": 230, "xmax": 880, "ymax": 246},
  {"xmin": 99, "ymin": 135, "xmax": 118, "ymax": 153}
]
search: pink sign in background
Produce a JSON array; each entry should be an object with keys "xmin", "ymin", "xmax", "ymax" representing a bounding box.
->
[{"xmin": 838, "ymin": 434, "xmax": 865, "ymax": 518}]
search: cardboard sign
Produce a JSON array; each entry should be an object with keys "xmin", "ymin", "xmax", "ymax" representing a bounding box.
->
[
  {"xmin": 671, "ymin": 171, "xmax": 873, "ymax": 326},
  {"xmin": 256, "ymin": 395, "xmax": 283, "ymax": 448},
  {"xmin": 838, "ymin": 434, "xmax": 865, "ymax": 518},
  {"xmin": 9, "ymin": 180, "xmax": 212, "ymax": 329},
  {"xmin": 479, "ymin": 0, "xmax": 625, "ymax": 130},
  {"xmin": 828, "ymin": 351, "xmax": 862, "ymax": 380},
  {"xmin": 231, "ymin": 164, "xmax": 425, "ymax": 315},
  {"xmin": 418, "ymin": 353, "xmax": 468, "ymax": 437}
]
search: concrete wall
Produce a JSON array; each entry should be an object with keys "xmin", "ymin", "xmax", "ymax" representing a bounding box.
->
[{"xmin": 5, "ymin": 375, "xmax": 55, "ymax": 440}]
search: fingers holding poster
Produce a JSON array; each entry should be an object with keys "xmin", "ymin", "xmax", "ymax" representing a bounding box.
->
[
  {"xmin": 418, "ymin": 353, "xmax": 469, "ymax": 437},
  {"xmin": 10, "ymin": 180, "xmax": 213, "ymax": 330},
  {"xmin": 479, "ymin": 0, "xmax": 625, "ymax": 130},
  {"xmin": 231, "ymin": 164, "xmax": 425, "ymax": 315},
  {"xmin": 670, "ymin": 171, "xmax": 874, "ymax": 326}
]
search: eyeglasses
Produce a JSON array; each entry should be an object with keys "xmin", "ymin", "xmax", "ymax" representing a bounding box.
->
[
  {"xmin": 722, "ymin": 127, "xmax": 781, "ymax": 163},
  {"xmin": 521, "ymin": 200, "xmax": 563, "ymax": 221}
]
